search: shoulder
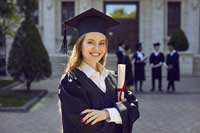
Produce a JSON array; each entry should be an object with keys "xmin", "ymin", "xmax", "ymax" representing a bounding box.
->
[
  {"xmin": 106, "ymin": 69, "xmax": 117, "ymax": 80},
  {"xmin": 160, "ymin": 52, "xmax": 164, "ymax": 55},
  {"xmin": 150, "ymin": 53, "xmax": 154, "ymax": 56},
  {"xmin": 175, "ymin": 52, "xmax": 179, "ymax": 56},
  {"xmin": 59, "ymin": 70, "xmax": 79, "ymax": 87},
  {"xmin": 133, "ymin": 53, "xmax": 137, "ymax": 57},
  {"xmin": 106, "ymin": 69, "xmax": 117, "ymax": 87}
]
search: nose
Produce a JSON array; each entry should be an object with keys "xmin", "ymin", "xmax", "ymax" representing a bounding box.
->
[{"xmin": 93, "ymin": 43, "xmax": 100, "ymax": 51}]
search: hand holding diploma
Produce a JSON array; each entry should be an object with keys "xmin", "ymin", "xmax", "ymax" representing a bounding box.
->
[{"xmin": 117, "ymin": 64, "xmax": 126, "ymax": 102}]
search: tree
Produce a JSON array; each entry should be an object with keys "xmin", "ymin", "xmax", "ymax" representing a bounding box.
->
[
  {"xmin": 0, "ymin": 1, "xmax": 20, "ymax": 75},
  {"xmin": 110, "ymin": 8, "xmax": 136, "ymax": 19},
  {"xmin": 169, "ymin": 28, "xmax": 189, "ymax": 51},
  {"xmin": 16, "ymin": 0, "xmax": 38, "ymax": 19},
  {"xmin": 7, "ymin": 17, "xmax": 52, "ymax": 92},
  {"xmin": 7, "ymin": 0, "xmax": 52, "ymax": 92},
  {"xmin": 0, "ymin": 1, "xmax": 20, "ymax": 46}
]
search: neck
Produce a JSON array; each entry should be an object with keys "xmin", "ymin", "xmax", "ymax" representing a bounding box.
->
[{"xmin": 83, "ymin": 60, "xmax": 98, "ymax": 71}]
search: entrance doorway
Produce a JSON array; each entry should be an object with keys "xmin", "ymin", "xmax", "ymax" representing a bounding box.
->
[{"xmin": 104, "ymin": 2, "xmax": 139, "ymax": 52}]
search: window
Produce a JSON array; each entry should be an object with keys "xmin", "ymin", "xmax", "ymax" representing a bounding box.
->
[
  {"xmin": 61, "ymin": 2, "xmax": 75, "ymax": 35},
  {"xmin": 168, "ymin": 2, "xmax": 181, "ymax": 36},
  {"xmin": 104, "ymin": 2, "xmax": 137, "ymax": 19}
]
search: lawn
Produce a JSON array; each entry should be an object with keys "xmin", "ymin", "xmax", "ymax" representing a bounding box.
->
[
  {"xmin": 0, "ymin": 90, "xmax": 35, "ymax": 107},
  {"xmin": 0, "ymin": 80, "xmax": 16, "ymax": 88}
]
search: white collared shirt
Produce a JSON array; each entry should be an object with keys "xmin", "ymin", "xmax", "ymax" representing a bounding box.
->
[
  {"xmin": 78, "ymin": 62, "xmax": 122, "ymax": 124},
  {"xmin": 153, "ymin": 51, "xmax": 159, "ymax": 56},
  {"xmin": 119, "ymin": 46, "xmax": 125, "ymax": 55},
  {"xmin": 137, "ymin": 51, "xmax": 145, "ymax": 60},
  {"xmin": 170, "ymin": 50, "xmax": 176, "ymax": 56},
  {"xmin": 78, "ymin": 62, "xmax": 109, "ymax": 93}
]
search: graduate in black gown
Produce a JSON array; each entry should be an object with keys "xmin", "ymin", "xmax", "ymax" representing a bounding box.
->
[
  {"xmin": 149, "ymin": 42, "xmax": 164, "ymax": 92},
  {"xmin": 123, "ymin": 45, "xmax": 134, "ymax": 91},
  {"xmin": 116, "ymin": 42, "xmax": 125, "ymax": 64},
  {"xmin": 132, "ymin": 43, "xmax": 147, "ymax": 92},
  {"xmin": 58, "ymin": 8, "xmax": 140, "ymax": 133},
  {"xmin": 166, "ymin": 41, "xmax": 180, "ymax": 92}
]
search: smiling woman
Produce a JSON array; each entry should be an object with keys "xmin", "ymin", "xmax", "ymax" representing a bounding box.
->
[{"xmin": 58, "ymin": 8, "xmax": 140, "ymax": 133}]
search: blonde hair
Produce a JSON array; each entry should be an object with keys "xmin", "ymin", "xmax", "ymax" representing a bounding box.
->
[{"xmin": 65, "ymin": 33, "xmax": 108, "ymax": 73}]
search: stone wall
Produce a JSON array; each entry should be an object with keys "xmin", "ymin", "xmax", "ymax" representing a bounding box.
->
[{"xmin": 193, "ymin": 55, "xmax": 200, "ymax": 76}]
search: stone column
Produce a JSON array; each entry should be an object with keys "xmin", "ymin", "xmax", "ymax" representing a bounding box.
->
[
  {"xmin": 76, "ymin": 0, "xmax": 92, "ymax": 14},
  {"xmin": 151, "ymin": 0, "xmax": 165, "ymax": 53},
  {"xmin": 139, "ymin": 0, "xmax": 153, "ymax": 55},
  {"xmin": 41, "ymin": 0, "xmax": 56, "ymax": 55},
  {"xmin": 183, "ymin": 0, "xmax": 200, "ymax": 54}
]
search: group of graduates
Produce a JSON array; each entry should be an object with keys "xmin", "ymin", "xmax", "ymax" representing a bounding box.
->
[{"xmin": 116, "ymin": 41, "xmax": 180, "ymax": 93}]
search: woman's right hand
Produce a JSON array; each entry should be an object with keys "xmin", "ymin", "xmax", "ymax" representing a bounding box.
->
[{"xmin": 80, "ymin": 109, "xmax": 110, "ymax": 125}]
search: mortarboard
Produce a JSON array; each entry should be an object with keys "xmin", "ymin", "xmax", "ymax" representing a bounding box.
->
[
  {"xmin": 136, "ymin": 42, "xmax": 142, "ymax": 50},
  {"xmin": 153, "ymin": 42, "xmax": 160, "ymax": 47},
  {"xmin": 62, "ymin": 8, "xmax": 120, "ymax": 54}
]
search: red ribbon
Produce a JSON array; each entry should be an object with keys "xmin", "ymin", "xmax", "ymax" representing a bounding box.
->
[{"xmin": 117, "ymin": 83, "xmax": 126, "ymax": 101}]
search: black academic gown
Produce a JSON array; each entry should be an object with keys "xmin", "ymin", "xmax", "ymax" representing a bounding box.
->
[
  {"xmin": 116, "ymin": 48, "xmax": 124, "ymax": 64},
  {"xmin": 132, "ymin": 52, "xmax": 146, "ymax": 81},
  {"xmin": 58, "ymin": 68, "xmax": 139, "ymax": 133},
  {"xmin": 149, "ymin": 52, "xmax": 164, "ymax": 79},
  {"xmin": 124, "ymin": 55, "xmax": 134, "ymax": 86},
  {"xmin": 166, "ymin": 52, "xmax": 180, "ymax": 81}
]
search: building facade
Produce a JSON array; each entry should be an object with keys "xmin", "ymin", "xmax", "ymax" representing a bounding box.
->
[{"xmin": 1, "ymin": 0, "xmax": 200, "ymax": 76}]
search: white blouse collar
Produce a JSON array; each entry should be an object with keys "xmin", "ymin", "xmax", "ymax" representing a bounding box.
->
[{"xmin": 78, "ymin": 61, "xmax": 109, "ymax": 78}]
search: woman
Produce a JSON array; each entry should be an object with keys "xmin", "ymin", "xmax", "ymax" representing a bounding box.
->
[
  {"xmin": 58, "ymin": 8, "xmax": 139, "ymax": 133},
  {"xmin": 166, "ymin": 41, "xmax": 180, "ymax": 92},
  {"xmin": 132, "ymin": 43, "xmax": 147, "ymax": 92},
  {"xmin": 123, "ymin": 45, "xmax": 134, "ymax": 90}
]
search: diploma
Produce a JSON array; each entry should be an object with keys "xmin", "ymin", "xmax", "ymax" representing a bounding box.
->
[{"xmin": 117, "ymin": 64, "xmax": 126, "ymax": 101}]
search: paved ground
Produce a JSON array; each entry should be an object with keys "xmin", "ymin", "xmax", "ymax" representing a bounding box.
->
[{"xmin": 0, "ymin": 55, "xmax": 200, "ymax": 133}]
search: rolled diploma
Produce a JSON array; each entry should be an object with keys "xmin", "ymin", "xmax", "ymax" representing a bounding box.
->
[{"xmin": 117, "ymin": 64, "xmax": 126, "ymax": 101}]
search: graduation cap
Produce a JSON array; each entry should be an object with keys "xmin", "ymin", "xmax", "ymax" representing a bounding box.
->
[
  {"xmin": 136, "ymin": 42, "xmax": 142, "ymax": 50},
  {"xmin": 62, "ymin": 8, "xmax": 120, "ymax": 54},
  {"xmin": 167, "ymin": 41, "xmax": 175, "ymax": 47},
  {"xmin": 153, "ymin": 42, "xmax": 160, "ymax": 47}
]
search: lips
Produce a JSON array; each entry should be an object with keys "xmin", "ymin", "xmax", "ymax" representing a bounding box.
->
[{"xmin": 90, "ymin": 52, "xmax": 101, "ymax": 57}]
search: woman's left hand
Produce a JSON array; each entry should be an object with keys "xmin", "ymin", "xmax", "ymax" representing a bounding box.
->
[{"xmin": 80, "ymin": 109, "xmax": 110, "ymax": 125}]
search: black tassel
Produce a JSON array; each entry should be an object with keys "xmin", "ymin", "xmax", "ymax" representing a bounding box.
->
[{"xmin": 63, "ymin": 28, "xmax": 68, "ymax": 54}]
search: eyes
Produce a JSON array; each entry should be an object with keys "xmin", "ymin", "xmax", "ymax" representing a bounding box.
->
[{"xmin": 87, "ymin": 40, "xmax": 106, "ymax": 47}]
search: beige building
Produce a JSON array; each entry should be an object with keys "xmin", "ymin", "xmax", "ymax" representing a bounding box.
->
[{"xmin": 1, "ymin": 0, "xmax": 200, "ymax": 76}]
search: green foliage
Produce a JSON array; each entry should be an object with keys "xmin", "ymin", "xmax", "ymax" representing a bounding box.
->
[
  {"xmin": 0, "ymin": 2, "xmax": 21, "ymax": 38},
  {"xmin": 110, "ymin": 8, "xmax": 136, "ymax": 19},
  {"xmin": 169, "ymin": 28, "xmax": 189, "ymax": 51},
  {"xmin": 7, "ymin": 18, "xmax": 52, "ymax": 91},
  {"xmin": 16, "ymin": 0, "xmax": 38, "ymax": 18}
]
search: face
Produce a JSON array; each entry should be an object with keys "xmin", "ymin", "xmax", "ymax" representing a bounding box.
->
[
  {"xmin": 138, "ymin": 47, "xmax": 142, "ymax": 51},
  {"xmin": 81, "ymin": 32, "xmax": 107, "ymax": 66},
  {"xmin": 168, "ymin": 45, "xmax": 173, "ymax": 51},
  {"xmin": 154, "ymin": 46, "xmax": 160, "ymax": 51}
]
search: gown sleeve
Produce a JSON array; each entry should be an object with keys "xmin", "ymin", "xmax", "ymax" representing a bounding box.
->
[
  {"xmin": 108, "ymin": 73, "xmax": 140, "ymax": 133},
  {"xmin": 149, "ymin": 53, "xmax": 153, "ymax": 65},
  {"xmin": 58, "ymin": 72, "xmax": 121, "ymax": 133},
  {"xmin": 115, "ymin": 89, "xmax": 140, "ymax": 133}
]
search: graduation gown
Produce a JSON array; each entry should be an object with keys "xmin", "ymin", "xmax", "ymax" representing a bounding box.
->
[
  {"xmin": 132, "ymin": 53, "xmax": 146, "ymax": 81},
  {"xmin": 116, "ymin": 49, "xmax": 124, "ymax": 64},
  {"xmin": 124, "ymin": 55, "xmax": 134, "ymax": 86},
  {"xmin": 166, "ymin": 52, "xmax": 180, "ymax": 81},
  {"xmin": 149, "ymin": 52, "xmax": 164, "ymax": 79},
  {"xmin": 58, "ymin": 68, "xmax": 139, "ymax": 133}
]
